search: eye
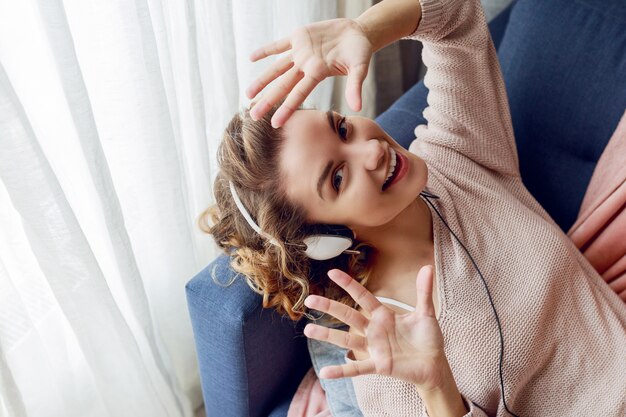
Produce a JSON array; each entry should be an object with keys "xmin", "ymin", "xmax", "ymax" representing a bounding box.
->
[
  {"xmin": 332, "ymin": 166, "xmax": 344, "ymax": 192},
  {"xmin": 338, "ymin": 117, "xmax": 348, "ymax": 140}
]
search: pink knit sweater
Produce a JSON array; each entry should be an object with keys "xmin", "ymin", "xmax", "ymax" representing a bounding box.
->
[{"xmin": 351, "ymin": 0, "xmax": 626, "ymax": 415}]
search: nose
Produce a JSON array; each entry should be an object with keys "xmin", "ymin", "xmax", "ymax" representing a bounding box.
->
[{"xmin": 362, "ymin": 139, "xmax": 385, "ymax": 171}]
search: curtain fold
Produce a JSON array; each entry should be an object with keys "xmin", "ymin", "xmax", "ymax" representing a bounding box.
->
[
  {"xmin": 0, "ymin": 277, "xmax": 28, "ymax": 417},
  {"xmin": 0, "ymin": 61, "xmax": 186, "ymax": 416}
]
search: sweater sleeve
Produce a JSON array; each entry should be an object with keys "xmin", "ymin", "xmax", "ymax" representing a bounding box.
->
[
  {"xmin": 350, "ymin": 370, "xmax": 494, "ymax": 416},
  {"xmin": 405, "ymin": 0, "xmax": 519, "ymax": 177}
]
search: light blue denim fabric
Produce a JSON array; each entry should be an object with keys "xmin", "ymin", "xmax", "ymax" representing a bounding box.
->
[{"xmin": 307, "ymin": 315, "xmax": 363, "ymax": 417}]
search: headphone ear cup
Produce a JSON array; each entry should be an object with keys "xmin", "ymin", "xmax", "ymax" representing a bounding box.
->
[{"xmin": 303, "ymin": 235, "xmax": 353, "ymax": 260}]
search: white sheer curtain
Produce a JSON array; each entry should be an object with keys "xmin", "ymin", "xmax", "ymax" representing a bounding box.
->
[{"xmin": 0, "ymin": 0, "xmax": 372, "ymax": 416}]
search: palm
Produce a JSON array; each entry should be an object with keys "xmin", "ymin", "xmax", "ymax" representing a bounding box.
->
[
  {"xmin": 365, "ymin": 305, "xmax": 445, "ymax": 387},
  {"xmin": 291, "ymin": 20, "xmax": 372, "ymax": 78},
  {"xmin": 245, "ymin": 18, "xmax": 373, "ymax": 127},
  {"xmin": 304, "ymin": 267, "xmax": 448, "ymax": 391}
]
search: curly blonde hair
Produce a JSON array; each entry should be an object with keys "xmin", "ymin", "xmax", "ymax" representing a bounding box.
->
[{"xmin": 198, "ymin": 103, "xmax": 376, "ymax": 320}]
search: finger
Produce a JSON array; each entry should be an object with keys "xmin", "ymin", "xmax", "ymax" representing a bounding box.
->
[
  {"xmin": 304, "ymin": 295, "xmax": 368, "ymax": 332},
  {"xmin": 414, "ymin": 265, "xmax": 436, "ymax": 317},
  {"xmin": 304, "ymin": 323, "xmax": 367, "ymax": 351},
  {"xmin": 319, "ymin": 359, "xmax": 376, "ymax": 379},
  {"xmin": 327, "ymin": 269, "xmax": 382, "ymax": 314},
  {"xmin": 246, "ymin": 54, "xmax": 294, "ymax": 100},
  {"xmin": 249, "ymin": 37, "xmax": 291, "ymax": 62},
  {"xmin": 366, "ymin": 310, "xmax": 395, "ymax": 360},
  {"xmin": 345, "ymin": 63, "xmax": 369, "ymax": 112},
  {"xmin": 250, "ymin": 67, "xmax": 304, "ymax": 121},
  {"xmin": 271, "ymin": 74, "xmax": 322, "ymax": 128}
]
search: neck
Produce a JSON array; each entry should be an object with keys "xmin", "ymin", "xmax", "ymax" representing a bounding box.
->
[{"xmin": 355, "ymin": 196, "xmax": 434, "ymax": 281}]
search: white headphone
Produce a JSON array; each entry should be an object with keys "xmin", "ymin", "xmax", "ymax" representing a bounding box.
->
[{"xmin": 228, "ymin": 181, "xmax": 359, "ymax": 260}]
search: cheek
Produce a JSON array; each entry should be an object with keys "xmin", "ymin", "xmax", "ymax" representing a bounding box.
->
[
  {"xmin": 407, "ymin": 155, "xmax": 428, "ymax": 187},
  {"xmin": 348, "ymin": 192, "xmax": 399, "ymax": 226}
]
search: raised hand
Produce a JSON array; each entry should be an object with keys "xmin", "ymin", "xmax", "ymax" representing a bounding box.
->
[
  {"xmin": 245, "ymin": 18, "xmax": 373, "ymax": 128},
  {"xmin": 304, "ymin": 266, "xmax": 448, "ymax": 391}
]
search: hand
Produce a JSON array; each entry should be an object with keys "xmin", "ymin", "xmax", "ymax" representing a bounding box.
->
[
  {"xmin": 245, "ymin": 18, "xmax": 373, "ymax": 128},
  {"xmin": 304, "ymin": 266, "xmax": 448, "ymax": 391}
]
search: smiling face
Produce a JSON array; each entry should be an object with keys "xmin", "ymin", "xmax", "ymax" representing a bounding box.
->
[{"xmin": 279, "ymin": 109, "xmax": 428, "ymax": 234}]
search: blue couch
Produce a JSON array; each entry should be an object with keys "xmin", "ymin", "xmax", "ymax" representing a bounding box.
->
[{"xmin": 186, "ymin": 0, "xmax": 626, "ymax": 415}]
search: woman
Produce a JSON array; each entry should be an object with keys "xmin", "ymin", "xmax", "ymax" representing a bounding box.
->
[{"xmin": 202, "ymin": 0, "xmax": 626, "ymax": 415}]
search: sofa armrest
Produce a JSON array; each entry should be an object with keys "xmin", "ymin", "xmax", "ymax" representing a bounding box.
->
[{"xmin": 186, "ymin": 254, "xmax": 311, "ymax": 417}]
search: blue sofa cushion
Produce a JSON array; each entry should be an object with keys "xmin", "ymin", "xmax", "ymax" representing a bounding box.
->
[{"xmin": 495, "ymin": 0, "xmax": 626, "ymax": 231}]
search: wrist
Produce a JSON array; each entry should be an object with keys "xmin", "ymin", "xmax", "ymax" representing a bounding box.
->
[
  {"xmin": 355, "ymin": 0, "xmax": 422, "ymax": 52},
  {"xmin": 418, "ymin": 388, "xmax": 468, "ymax": 417},
  {"xmin": 415, "ymin": 361, "xmax": 468, "ymax": 417}
]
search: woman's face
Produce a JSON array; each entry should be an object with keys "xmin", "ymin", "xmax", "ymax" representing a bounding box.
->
[{"xmin": 279, "ymin": 109, "xmax": 428, "ymax": 231}]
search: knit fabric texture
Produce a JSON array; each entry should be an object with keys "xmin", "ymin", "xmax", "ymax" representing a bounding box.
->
[{"xmin": 350, "ymin": 0, "xmax": 626, "ymax": 415}]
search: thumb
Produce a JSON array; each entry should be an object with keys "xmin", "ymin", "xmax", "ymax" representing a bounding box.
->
[
  {"xmin": 415, "ymin": 265, "xmax": 436, "ymax": 317},
  {"xmin": 345, "ymin": 63, "xmax": 368, "ymax": 112}
]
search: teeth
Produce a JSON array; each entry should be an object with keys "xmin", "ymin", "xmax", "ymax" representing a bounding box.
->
[{"xmin": 385, "ymin": 148, "xmax": 397, "ymax": 182}]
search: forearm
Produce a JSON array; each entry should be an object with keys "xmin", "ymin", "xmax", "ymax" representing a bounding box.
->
[
  {"xmin": 416, "ymin": 361, "xmax": 468, "ymax": 417},
  {"xmin": 355, "ymin": 0, "xmax": 421, "ymax": 52}
]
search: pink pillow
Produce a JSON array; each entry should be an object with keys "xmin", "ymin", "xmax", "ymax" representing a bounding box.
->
[{"xmin": 568, "ymin": 110, "xmax": 626, "ymax": 301}]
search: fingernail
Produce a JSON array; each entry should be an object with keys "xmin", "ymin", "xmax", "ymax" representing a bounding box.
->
[
  {"xmin": 304, "ymin": 295, "xmax": 314, "ymax": 308},
  {"xmin": 327, "ymin": 269, "xmax": 342, "ymax": 282},
  {"xmin": 250, "ymin": 100, "xmax": 266, "ymax": 120},
  {"xmin": 245, "ymin": 85, "xmax": 256, "ymax": 99},
  {"xmin": 272, "ymin": 107, "xmax": 290, "ymax": 128}
]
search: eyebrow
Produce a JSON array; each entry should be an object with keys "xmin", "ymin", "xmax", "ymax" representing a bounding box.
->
[
  {"xmin": 317, "ymin": 111, "xmax": 337, "ymax": 200},
  {"xmin": 317, "ymin": 161, "xmax": 333, "ymax": 201},
  {"xmin": 326, "ymin": 110, "xmax": 336, "ymax": 134}
]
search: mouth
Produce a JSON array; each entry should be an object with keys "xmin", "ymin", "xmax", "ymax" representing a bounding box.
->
[{"xmin": 382, "ymin": 147, "xmax": 408, "ymax": 191}]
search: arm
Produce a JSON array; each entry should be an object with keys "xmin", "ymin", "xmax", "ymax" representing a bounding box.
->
[{"xmin": 403, "ymin": 0, "xmax": 519, "ymax": 176}]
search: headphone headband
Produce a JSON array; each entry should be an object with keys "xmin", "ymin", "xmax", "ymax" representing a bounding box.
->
[
  {"xmin": 228, "ymin": 180, "xmax": 358, "ymax": 260},
  {"xmin": 228, "ymin": 181, "xmax": 279, "ymax": 246}
]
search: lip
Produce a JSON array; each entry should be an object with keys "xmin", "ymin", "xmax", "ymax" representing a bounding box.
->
[{"xmin": 384, "ymin": 149, "xmax": 408, "ymax": 190}]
